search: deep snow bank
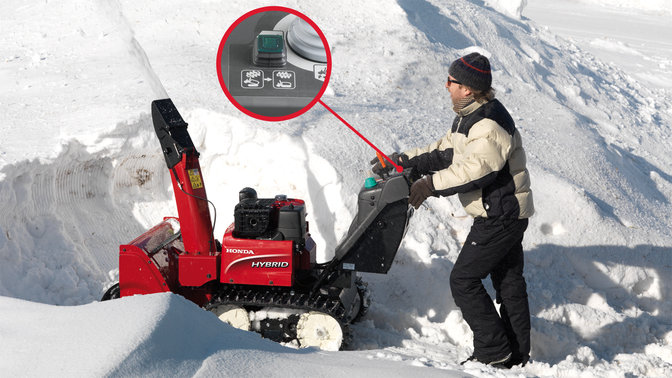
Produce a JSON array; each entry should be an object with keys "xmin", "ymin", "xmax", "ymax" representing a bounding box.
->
[{"xmin": 0, "ymin": 293, "xmax": 458, "ymax": 377}]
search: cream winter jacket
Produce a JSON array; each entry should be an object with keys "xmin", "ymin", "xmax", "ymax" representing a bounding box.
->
[{"xmin": 402, "ymin": 99, "xmax": 534, "ymax": 220}]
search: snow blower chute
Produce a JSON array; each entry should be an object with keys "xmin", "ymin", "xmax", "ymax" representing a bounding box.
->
[{"xmin": 102, "ymin": 98, "xmax": 414, "ymax": 350}]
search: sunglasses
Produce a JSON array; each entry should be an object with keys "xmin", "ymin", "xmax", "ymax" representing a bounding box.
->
[{"xmin": 446, "ymin": 77, "xmax": 462, "ymax": 86}]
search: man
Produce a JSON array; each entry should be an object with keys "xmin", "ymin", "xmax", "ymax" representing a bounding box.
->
[{"xmin": 372, "ymin": 52, "xmax": 534, "ymax": 368}]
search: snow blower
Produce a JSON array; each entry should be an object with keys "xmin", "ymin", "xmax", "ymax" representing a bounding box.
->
[{"xmin": 102, "ymin": 98, "xmax": 414, "ymax": 350}]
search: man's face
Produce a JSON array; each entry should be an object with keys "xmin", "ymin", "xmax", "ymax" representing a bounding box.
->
[{"xmin": 446, "ymin": 76, "xmax": 471, "ymax": 105}]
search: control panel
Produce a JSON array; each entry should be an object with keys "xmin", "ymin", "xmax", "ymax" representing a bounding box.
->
[{"xmin": 220, "ymin": 11, "xmax": 328, "ymax": 117}]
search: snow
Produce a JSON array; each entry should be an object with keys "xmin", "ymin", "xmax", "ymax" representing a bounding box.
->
[
  {"xmin": 0, "ymin": 293, "xmax": 457, "ymax": 377},
  {"xmin": 485, "ymin": 0, "xmax": 528, "ymax": 19},
  {"xmin": 525, "ymin": 0, "xmax": 672, "ymax": 90},
  {"xmin": 1, "ymin": 0, "xmax": 672, "ymax": 376},
  {"xmin": 573, "ymin": 0, "xmax": 672, "ymax": 14}
]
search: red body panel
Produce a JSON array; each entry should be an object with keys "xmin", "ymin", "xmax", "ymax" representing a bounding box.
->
[
  {"xmin": 119, "ymin": 220, "xmax": 179, "ymax": 297},
  {"xmin": 119, "ymin": 245, "xmax": 170, "ymax": 296},
  {"xmin": 221, "ymin": 224, "xmax": 296, "ymax": 286},
  {"xmin": 272, "ymin": 198, "xmax": 305, "ymax": 208},
  {"xmin": 179, "ymin": 253, "xmax": 219, "ymax": 287}
]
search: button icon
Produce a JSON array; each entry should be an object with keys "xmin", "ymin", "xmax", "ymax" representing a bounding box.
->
[
  {"xmin": 314, "ymin": 64, "xmax": 327, "ymax": 81},
  {"xmin": 241, "ymin": 70, "xmax": 264, "ymax": 88},
  {"xmin": 273, "ymin": 70, "xmax": 295, "ymax": 89}
]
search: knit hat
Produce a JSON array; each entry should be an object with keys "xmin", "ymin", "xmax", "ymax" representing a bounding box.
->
[{"xmin": 448, "ymin": 52, "xmax": 492, "ymax": 91}]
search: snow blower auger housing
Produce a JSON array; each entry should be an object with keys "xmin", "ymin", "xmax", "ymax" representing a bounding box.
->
[{"xmin": 102, "ymin": 98, "xmax": 414, "ymax": 350}]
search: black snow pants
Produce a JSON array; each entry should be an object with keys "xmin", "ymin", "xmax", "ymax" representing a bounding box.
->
[{"xmin": 450, "ymin": 217, "xmax": 530, "ymax": 363}]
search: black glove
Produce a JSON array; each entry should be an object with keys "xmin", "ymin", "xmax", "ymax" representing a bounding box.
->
[
  {"xmin": 370, "ymin": 152, "xmax": 401, "ymax": 177},
  {"xmin": 409, "ymin": 176, "xmax": 435, "ymax": 209}
]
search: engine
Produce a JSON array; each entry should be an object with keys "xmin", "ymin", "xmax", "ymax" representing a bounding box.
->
[{"xmin": 220, "ymin": 188, "xmax": 314, "ymax": 287}]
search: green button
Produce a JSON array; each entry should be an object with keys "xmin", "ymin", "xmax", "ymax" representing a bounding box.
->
[
  {"xmin": 364, "ymin": 177, "xmax": 377, "ymax": 189},
  {"xmin": 257, "ymin": 34, "xmax": 284, "ymax": 53}
]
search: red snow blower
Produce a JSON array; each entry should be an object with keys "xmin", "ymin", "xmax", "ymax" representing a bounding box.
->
[{"xmin": 102, "ymin": 98, "xmax": 414, "ymax": 349}]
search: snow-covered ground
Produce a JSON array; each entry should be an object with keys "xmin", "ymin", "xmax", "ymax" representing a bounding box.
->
[
  {"xmin": 525, "ymin": 0, "xmax": 672, "ymax": 90},
  {"xmin": 1, "ymin": 0, "xmax": 671, "ymax": 376}
]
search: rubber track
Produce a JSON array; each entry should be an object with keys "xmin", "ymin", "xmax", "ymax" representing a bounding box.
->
[{"xmin": 206, "ymin": 285, "xmax": 353, "ymax": 348}]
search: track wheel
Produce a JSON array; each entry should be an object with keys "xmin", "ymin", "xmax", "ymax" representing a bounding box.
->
[
  {"xmin": 296, "ymin": 311, "xmax": 343, "ymax": 351},
  {"xmin": 101, "ymin": 283, "xmax": 120, "ymax": 301},
  {"xmin": 211, "ymin": 305, "xmax": 251, "ymax": 331}
]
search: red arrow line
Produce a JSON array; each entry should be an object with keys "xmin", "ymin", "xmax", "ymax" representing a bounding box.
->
[{"xmin": 319, "ymin": 99, "xmax": 403, "ymax": 172}]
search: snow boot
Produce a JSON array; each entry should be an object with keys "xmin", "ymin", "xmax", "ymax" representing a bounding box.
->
[
  {"xmin": 460, "ymin": 352, "xmax": 512, "ymax": 369},
  {"xmin": 504, "ymin": 353, "xmax": 529, "ymax": 368}
]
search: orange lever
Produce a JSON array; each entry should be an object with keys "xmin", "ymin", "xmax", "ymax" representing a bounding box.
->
[{"xmin": 376, "ymin": 152, "xmax": 386, "ymax": 168}]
